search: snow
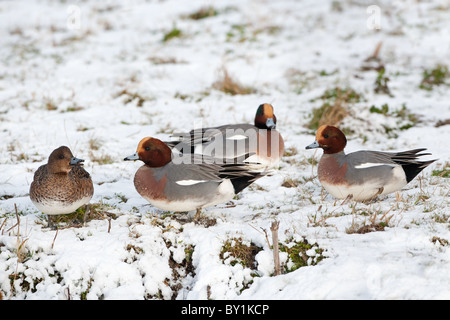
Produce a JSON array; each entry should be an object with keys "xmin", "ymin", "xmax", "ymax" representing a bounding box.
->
[{"xmin": 1, "ymin": 0, "xmax": 449, "ymax": 300}]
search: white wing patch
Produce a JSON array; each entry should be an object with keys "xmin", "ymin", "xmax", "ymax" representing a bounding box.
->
[
  {"xmin": 176, "ymin": 180, "xmax": 208, "ymax": 186},
  {"xmin": 354, "ymin": 162, "xmax": 396, "ymax": 169},
  {"xmin": 226, "ymin": 134, "xmax": 248, "ymax": 140}
]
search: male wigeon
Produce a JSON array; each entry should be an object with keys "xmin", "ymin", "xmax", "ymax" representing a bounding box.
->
[
  {"xmin": 30, "ymin": 146, "xmax": 94, "ymax": 227},
  {"xmin": 306, "ymin": 125, "xmax": 437, "ymax": 201},
  {"xmin": 168, "ymin": 103, "xmax": 285, "ymax": 171},
  {"xmin": 124, "ymin": 137, "xmax": 264, "ymax": 219}
]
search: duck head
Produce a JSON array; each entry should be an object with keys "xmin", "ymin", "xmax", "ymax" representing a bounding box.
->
[
  {"xmin": 124, "ymin": 137, "xmax": 172, "ymax": 167},
  {"xmin": 254, "ymin": 103, "xmax": 277, "ymax": 130},
  {"xmin": 306, "ymin": 125, "xmax": 347, "ymax": 154},
  {"xmin": 48, "ymin": 146, "xmax": 84, "ymax": 174}
]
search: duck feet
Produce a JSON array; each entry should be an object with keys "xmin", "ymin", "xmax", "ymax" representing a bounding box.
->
[
  {"xmin": 192, "ymin": 208, "xmax": 217, "ymax": 227},
  {"xmin": 362, "ymin": 187, "xmax": 384, "ymax": 204},
  {"xmin": 47, "ymin": 215, "xmax": 57, "ymax": 230},
  {"xmin": 83, "ymin": 204, "xmax": 90, "ymax": 225},
  {"xmin": 340, "ymin": 194, "xmax": 353, "ymax": 205},
  {"xmin": 193, "ymin": 208, "xmax": 202, "ymax": 221}
]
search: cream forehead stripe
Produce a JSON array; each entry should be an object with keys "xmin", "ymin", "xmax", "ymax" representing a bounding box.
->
[
  {"xmin": 315, "ymin": 125, "xmax": 328, "ymax": 139},
  {"xmin": 262, "ymin": 104, "xmax": 274, "ymax": 117}
]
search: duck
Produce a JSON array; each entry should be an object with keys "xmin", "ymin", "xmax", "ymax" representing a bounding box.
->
[
  {"xmin": 305, "ymin": 125, "xmax": 437, "ymax": 201},
  {"xmin": 167, "ymin": 103, "xmax": 285, "ymax": 171},
  {"xmin": 124, "ymin": 137, "xmax": 264, "ymax": 219},
  {"xmin": 30, "ymin": 146, "xmax": 94, "ymax": 228}
]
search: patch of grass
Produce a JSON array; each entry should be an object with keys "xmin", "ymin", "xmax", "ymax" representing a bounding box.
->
[
  {"xmin": 309, "ymin": 103, "xmax": 348, "ymax": 131},
  {"xmin": 346, "ymin": 207, "xmax": 394, "ymax": 234},
  {"xmin": 283, "ymin": 146, "xmax": 298, "ymax": 157},
  {"xmin": 48, "ymin": 202, "xmax": 117, "ymax": 228},
  {"xmin": 226, "ymin": 23, "xmax": 280, "ymax": 43},
  {"xmin": 148, "ymin": 56, "xmax": 185, "ymax": 65},
  {"xmin": 432, "ymin": 236, "xmax": 449, "ymax": 247},
  {"xmin": 281, "ymin": 178, "xmax": 301, "ymax": 188},
  {"xmin": 89, "ymin": 152, "xmax": 114, "ymax": 165},
  {"xmin": 114, "ymin": 89, "xmax": 151, "ymax": 107},
  {"xmin": 432, "ymin": 162, "xmax": 450, "ymax": 178},
  {"xmin": 419, "ymin": 65, "xmax": 449, "ymax": 90},
  {"xmin": 319, "ymin": 69, "xmax": 338, "ymax": 76},
  {"xmin": 63, "ymin": 106, "xmax": 84, "ymax": 112},
  {"xmin": 163, "ymin": 26, "xmax": 182, "ymax": 42},
  {"xmin": 308, "ymin": 87, "xmax": 361, "ymax": 130},
  {"xmin": 369, "ymin": 104, "xmax": 389, "ymax": 115},
  {"xmin": 435, "ymin": 119, "xmax": 450, "ymax": 127},
  {"xmin": 431, "ymin": 213, "xmax": 450, "ymax": 224},
  {"xmin": 88, "ymin": 137, "xmax": 101, "ymax": 151},
  {"xmin": 43, "ymin": 97, "xmax": 58, "ymax": 111},
  {"xmin": 374, "ymin": 67, "xmax": 391, "ymax": 96},
  {"xmin": 319, "ymin": 87, "xmax": 362, "ymax": 103},
  {"xmin": 226, "ymin": 24, "xmax": 250, "ymax": 42},
  {"xmin": 279, "ymin": 237, "xmax": 325, "ymax": 273},
  {"xmin": 393, "ymin": 104, "xmax": 419, "ymax": 127},
  {"xmin": 369, "ymin": 103, "xmax": 419, "ymax": 136},
  {"xmin": 285, "ymin": 68, "xmax": 315, "ymax": 94},
  {"xmin": 212, "ymin": 68, "xmax": 256, "ymax": 95},
  {"xmin": 220, "ymin": 237, "xmax": 262, "ymax": 269},
  {"xmin": 166, "ymin": 242, "xmax": 195, "ymax": 299},
  {"xmin": 194, "ymin": 215, "xmax": 217, "ymax": 228},
  {"xmin": 188, "ymin": 6, "xmax": 218, "ymax": 20}
]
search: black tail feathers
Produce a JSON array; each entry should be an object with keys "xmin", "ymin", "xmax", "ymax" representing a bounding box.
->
[{"xmin": 392, "ymin": 149, "xmax": 437, "ymax": 183}]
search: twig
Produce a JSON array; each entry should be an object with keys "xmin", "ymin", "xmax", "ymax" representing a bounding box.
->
[
  {"xmin": 6, "ymin": 205, "xmax": 20, "ymax": 233},
  {"xmin": 260, "ymin": 227, "xmax": 271, "ymax": 249},
  {"xmin": 51, "ymin": 228, "xmax": 59, "ymax": 249},
  {"xmin": 14, "ymin": 204, "xmax": 20, "ymax": 248},
  {"xmin": 65, "ymin": 287, "xmax": 71, "ymax": 300},
  {"xmin": 0, "ymin": 217, "xmax": 7, "ymax": 234},
  {"xmin": 107, "ymin": 217, "xmax": 111, "ymax": 233},
  {"xmin": 372, "ymin": 41, "xmax": 382, "ymax": 59},
  {"xmin": 270, "ymin": 221, "xmax": 281, "ymax": 276}
]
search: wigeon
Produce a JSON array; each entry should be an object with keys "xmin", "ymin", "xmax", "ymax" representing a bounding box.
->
[
  {"xmin": 306, "ymin": 125, "xmax": 437, "ymax": 201},
  {"xmin": 124, "ymin": 137, "xmax": 264, "ymax": 219},
  {"xmin": 168, "ymin": 103, "xmax": 285, "ymax": 171},
  {"xmin": 30, "ymin": 146, "xmax": 94, "ymax": 227}
]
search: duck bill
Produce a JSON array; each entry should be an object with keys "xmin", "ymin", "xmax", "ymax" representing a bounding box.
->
[
  {"xmin": 265, "ymin": 117, "xmax": 276, "ymax": 129},
  {"xmin": 305, "ymin": 141, "xmax": 320, "ymax": 149},
  {"xmin": 70, "ymin": 157, "xmax": 85, "ymax": 165},
  {"xmin": 124, "ymin": 152, "xmax": 140, "ymax": 161}
]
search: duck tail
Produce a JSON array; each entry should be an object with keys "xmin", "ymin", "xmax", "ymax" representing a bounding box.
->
[
  {"xmin": 229, "ymin": 172, "xmax": 266, "ymax": 194},
  {"xmin": 392, "ymin": 149, "xmax": 437, "ymax": 183},
  {"xmin": 401, "ymin": 159, "xmax": 437, "ymax": 183}
]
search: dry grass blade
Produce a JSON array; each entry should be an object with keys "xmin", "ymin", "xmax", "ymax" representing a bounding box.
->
[{"xmin": 212, "ymin": 67, "xmax": 256, "ymax": 95}]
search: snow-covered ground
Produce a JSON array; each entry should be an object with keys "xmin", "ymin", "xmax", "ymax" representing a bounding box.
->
[{"xmin": 1, "ymin": 0, "xmax": 449, "ymax": 300}]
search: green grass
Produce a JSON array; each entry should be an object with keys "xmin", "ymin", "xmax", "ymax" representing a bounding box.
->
[
  {"xmin": 432, "ymin": 162, "xmax": 450, "ymax": 178},
  {"xmin": 188, "ymin": 6, "xmax": 218, "ymax": 20},
  {"xmin": 163, "ymin": 27, "xmax": 182, "ymax": 42},
  {"xmin": 369, "ymin": 104, "xmax": 389, "ymax": 115},
  {"xmin": 374, "ymin": 68, "xmax": 391, "ymax": 95},
  {"xmin": 307, "ymin": 87, "xmax": 361, "ymax": 130},
  {"xmin": 369, "ymin": 103, "xmax": 419, "ymax": 136},
  {"xmin": 220, "ymin": 237, "xmax": 262, "ymax": 269},
  {"xmin": 279, "ymin": 237, "xmax": 325, "ymax": 273},
  {"xmin": 419, "ymin": 65, "xmax": 449, "ymax": 90}
]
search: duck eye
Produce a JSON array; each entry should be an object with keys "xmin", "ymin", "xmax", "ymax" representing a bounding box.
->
[
  {"xmin": 145, "ymin": 147, "xmax": 150, "ymax": 151},
  {"xmin": 59, "ymin": 154, "xmax": 65, "ymax": 159},
  {"xmin": 324, "ymin": 134, "xmax": 329, "ymax": 138}
]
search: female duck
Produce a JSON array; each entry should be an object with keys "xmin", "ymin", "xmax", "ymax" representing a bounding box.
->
[{"xmin": 30, "ymin": 146, "xmax": 94, "ymax": 227}]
